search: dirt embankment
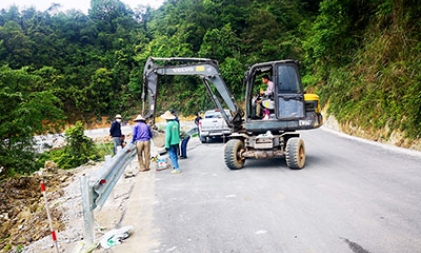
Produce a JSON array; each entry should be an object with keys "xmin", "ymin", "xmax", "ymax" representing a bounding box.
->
[
  {"xmin": 323, "ymin": 112, "xmax": 421, "ymax": 151},
  {"xmin": 0, "ymin": 167, "xmax": 72, "ymax": 252}
]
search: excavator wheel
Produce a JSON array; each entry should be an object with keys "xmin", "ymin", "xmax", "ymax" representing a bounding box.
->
[
  {"xmin": 285, "ymin": 137, "xmax": 305, "ymax": 169},
  {"xmin": 224, "ymin": 139, "xmax": 245, "ymax": 170}
]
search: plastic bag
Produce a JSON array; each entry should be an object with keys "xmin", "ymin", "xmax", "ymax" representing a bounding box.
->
[
  {"xmin": 157, "ymin": 156, "xmax": 169, "ymax": 171},
  {"xmin": 99, "ymin": 226, "xmax": 133, "ymax": 249}
]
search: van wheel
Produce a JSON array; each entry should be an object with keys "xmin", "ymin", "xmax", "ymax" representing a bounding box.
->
[
  {"xmin": 224, "ymin": 139, "xmax": 245, "ymax": 170},
  {"xmin": 285, "ymin": 137, "xmax": 305, "ymax": 169},
  {"xmin": 200, "ymin": 136, "xmax": 207, "ymax": 143}
]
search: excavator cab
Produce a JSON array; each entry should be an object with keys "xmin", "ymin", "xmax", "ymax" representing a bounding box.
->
[{"xmin": 244, "ymin": 60, "xmax": 322, "ymax": 133}]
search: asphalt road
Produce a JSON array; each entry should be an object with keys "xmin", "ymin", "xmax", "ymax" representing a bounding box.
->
[{"xmin": 113, "ymin": 127, "xmax": 421, "ymax": 253}]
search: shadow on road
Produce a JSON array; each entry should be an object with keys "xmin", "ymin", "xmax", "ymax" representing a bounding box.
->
[
  {"xmin": 304, "ymin": 154, "xmax": 324, "ymax": 168},
  {"xmin": 242, "ymin": 158, "xmax": 288, "ymax": 170},
  {"xmin": 238, "ymin": 154, "xmax": 323, "ymax": 171},
  {"xmin": 199, "ymin": 137, "xmax": 229, "ymax": 144}
]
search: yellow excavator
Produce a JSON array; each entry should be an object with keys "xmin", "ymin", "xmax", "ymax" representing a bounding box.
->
[{"xmin": 142, "ymin": 57, "xmax": 322, "ymax": 170}]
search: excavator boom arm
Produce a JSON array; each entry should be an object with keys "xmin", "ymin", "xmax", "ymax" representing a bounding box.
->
[{"xmin": 142, "ymin": 57, "xmax": 243, "ymax": 130}]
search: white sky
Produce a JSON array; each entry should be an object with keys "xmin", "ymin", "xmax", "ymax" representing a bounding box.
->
[{"xmin": 0, "ymin": 0, "xmax": 165, "ymax": 13}]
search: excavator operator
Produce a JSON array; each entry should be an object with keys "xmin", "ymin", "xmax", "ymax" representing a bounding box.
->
[
  {"xmin": 261, "ymin": 74, "xmax": 274, "ymax": 96},
  {"xmin": 253, "ymin": 74, "xmax": 275, "ymax": 119}
]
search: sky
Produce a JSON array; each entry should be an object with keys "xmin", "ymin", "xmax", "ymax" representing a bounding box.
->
[{"xmin": 0, "ymin": 0, "xmax": 165, "ymax": 13}]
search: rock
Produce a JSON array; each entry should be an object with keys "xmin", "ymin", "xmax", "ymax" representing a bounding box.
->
[
  {"xmin": 1, "ymin": 220, "xmax": 12, "ymax": 235},
  {"xmin": 44, "ymin": 161, "xmax": 58, "ymax": 172},
  {"xmin": 60, "ymin": 175, "xmax": 69, "ymax": 182},
  {"xmin": 29, "ymin": 202, "xmax": 39, "ymax": 213},
  {"xmin": 124, "ymin": 171, "xmax": 136, "ymax": 178},
  {"xmin": 86, "ymin": 160, "xmax": 96, "ymax": 166},
  {"xmin": 26, "ymin": 235, "xmax": 33, "ymax": 243}
]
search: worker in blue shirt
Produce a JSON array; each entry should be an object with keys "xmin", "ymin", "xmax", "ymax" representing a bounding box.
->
[{"xmin": 132, "ymin": 114, "xmax": 153, "ymax": 172}]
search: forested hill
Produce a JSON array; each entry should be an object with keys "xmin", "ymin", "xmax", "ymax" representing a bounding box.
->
[{"xmin": 0, "ymin": 0, "xmax": 420, "ymax": 142}]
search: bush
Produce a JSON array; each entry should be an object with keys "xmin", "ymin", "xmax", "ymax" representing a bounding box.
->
[
  {"xmin": 0, "ymin": 149, "xmax": 38, "ymax": 179},
  {"xmin": 36, "ymin": 121, "xmax": 102, "ymax": 170},
  {"xmin": 59, "ymin": 121, "xmax": 102, "ymax": 168}
]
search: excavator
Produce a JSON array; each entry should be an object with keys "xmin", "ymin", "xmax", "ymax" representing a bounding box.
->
[{"xmin": 142, "ymin": 57, "xmax": 322, "ymax": 170}]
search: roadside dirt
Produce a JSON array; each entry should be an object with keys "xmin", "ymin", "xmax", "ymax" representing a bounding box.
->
[
  {"xmin": 0, "ymin": 166, "xmax": 75, "ymax": 252},
  {"xmin": 0, "ymin": 129, "xmax": 167, "ymax": 253},
  {"xmin": 0, "ymin": 172, "xmax": 66, "ymax": 252}
]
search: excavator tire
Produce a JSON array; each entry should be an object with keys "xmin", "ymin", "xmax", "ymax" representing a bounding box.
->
[
  {"xmin": 285, "ymin": 137, "xmax": 305, "ymax": 169},
  {"xmin": 224, "ymin": 139, "xmax": 245, "ymax": 170}
]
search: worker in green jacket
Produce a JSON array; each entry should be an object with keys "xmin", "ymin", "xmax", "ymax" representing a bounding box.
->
[{"xmin": 160, "ymin": 110, "xmax": 181, "ymax": 174}]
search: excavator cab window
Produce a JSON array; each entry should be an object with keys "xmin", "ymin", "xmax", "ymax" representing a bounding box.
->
[
  {"xmin": 248, "ymin": 70, "xmax": 273, "ymax": 119},
  {"xmin": 276, "ymin": 63, "xmax": 305, "ymax": 119},
  {"xmin": 277, "ymin": 64, "xmax": 300, "ymax": 93}
]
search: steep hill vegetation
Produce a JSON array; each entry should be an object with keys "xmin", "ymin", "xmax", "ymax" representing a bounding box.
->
[
  {"xmin": 304, "ymin": 0, "xmax": 421, "ymax": 143},
  {"xmin": 0, "ymin": 0, "xmax": 420, "ymax": 175}
]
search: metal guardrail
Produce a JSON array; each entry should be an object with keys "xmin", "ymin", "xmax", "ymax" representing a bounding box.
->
[
  {"xmin": 79, "ymin": 142, "xmax": 137, "ymax": 250},
  {"xmin": 77, "ymin": 128, "xmax": 195, "ymax": 251}
]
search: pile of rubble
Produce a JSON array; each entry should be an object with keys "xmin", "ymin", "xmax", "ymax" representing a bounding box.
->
[{"xmin": 0, "ymin": 164, "xmax": 73, "ymax": 252}]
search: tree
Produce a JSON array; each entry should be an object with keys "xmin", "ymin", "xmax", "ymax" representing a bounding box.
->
[
  {"xmin": 0, "ymin": 21, "xmax": 35, "ymax": 68},
  {"xmin": 199, "ymin": 24, "xmax": 240, "ymax": 60},
  {"xmin": 0, "ymin": 66, "xmax": 65, "ymax": 176}
]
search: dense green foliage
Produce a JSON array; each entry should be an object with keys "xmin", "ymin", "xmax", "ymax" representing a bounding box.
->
[
  {"xmin": 0, "ymin": 66, "xmax": 65, "ymax": 176},
  {"xmin": 0, "ymin": 0, "xmax": 420, "ymax": 174}
]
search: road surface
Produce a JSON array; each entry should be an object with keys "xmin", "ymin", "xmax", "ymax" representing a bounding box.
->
[{"xmin": 107, "ymin": 127, "xmax": 421, "ymax": 253}]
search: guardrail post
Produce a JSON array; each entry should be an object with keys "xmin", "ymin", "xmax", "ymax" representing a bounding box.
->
[
  {"xmin": 80, "ymin": 174, "xmax": 95, "ymax": 248},
  {"xmin": 78, "ymin": 143, "xmax": 138, "ymax": 251}
]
